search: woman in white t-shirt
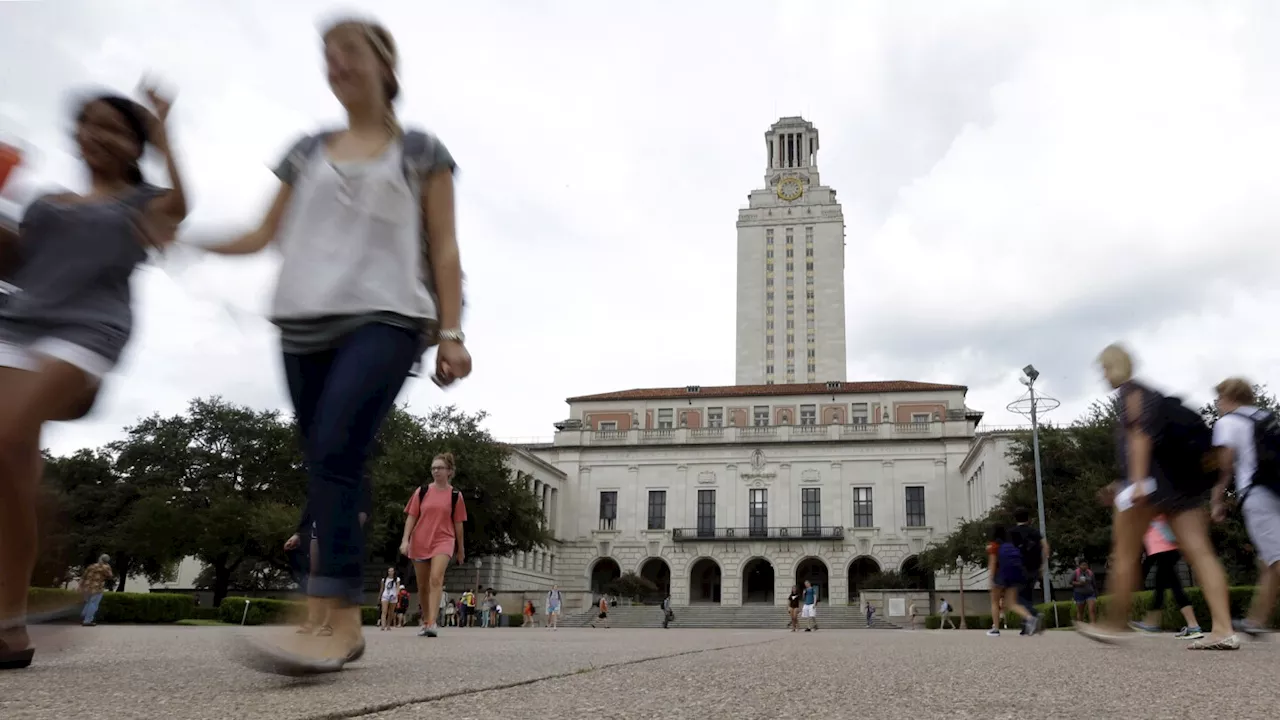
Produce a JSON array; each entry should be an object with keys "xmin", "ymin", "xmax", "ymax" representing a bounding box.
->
[
  {"xmin": 202, "ymin": 17, "xmax": 471, "ymax": 675},
  {"xmin": 378, "ymin": 568, "xmax": 399, "ymax": 632}
]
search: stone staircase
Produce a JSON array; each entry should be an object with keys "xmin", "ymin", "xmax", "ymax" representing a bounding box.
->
[{"xmin": 556, "ymin": 604, "xmax": 900, "ymax": 630}]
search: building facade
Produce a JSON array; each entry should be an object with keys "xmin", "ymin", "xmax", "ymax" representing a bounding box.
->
[
  {"xmin": 735, "ymin": 116, "xmax": 847, "ymax": 386},
  {"xmin": 524, "ymin": 380, "xmax": 986, "ymax": 607}
]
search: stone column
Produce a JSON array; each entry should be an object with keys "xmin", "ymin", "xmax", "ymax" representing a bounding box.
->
[
  {"xmin": 881, "ymin": 461, "xmax": 895, "ymax": 529},
  {"xmin": 778, "ymin": 463, "xmax": 792, "ymax": 526},
  {"xmin": 725, "ymin": 464, "xmax": 739, "ymax": 529},
  {"xmin": 627, "ymin": 466, "xmax": 640, "ymax": 534}
]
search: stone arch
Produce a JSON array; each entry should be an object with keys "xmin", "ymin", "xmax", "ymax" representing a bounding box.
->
[
  {"xmin": 793, "ymin": 556, "xmax": 830, "ymax": 602},
  {"xmin": 899, "ymin": 555, "xmax": 933, "ymax": 590},
  {"xmin": 588, "ymin": 557, "xmax": 621, "ymax": 594},
  {"xmin": 638, "ymin": 557, "xmax": 672, "ymax": 599},
  {"xmin": 741, "ymin": 556, "xmax": 776, "ymax": 604},
  {"xmin": 688, "ymin": 556, "xmax": 722, "ymax": 604},
  {"xmin": 846, "ymin": 556, "xmax": 882, "ymax": 598}
]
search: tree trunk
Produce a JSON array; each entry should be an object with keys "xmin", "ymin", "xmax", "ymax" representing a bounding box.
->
[{"xmin": 213, "ymin": 564, "xmax": 232, "ymax": 607}]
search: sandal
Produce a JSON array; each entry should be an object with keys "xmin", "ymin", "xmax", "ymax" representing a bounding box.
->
[{"xmin": 315, "ymin": 625, "xmax": 333, "ymax": 637}]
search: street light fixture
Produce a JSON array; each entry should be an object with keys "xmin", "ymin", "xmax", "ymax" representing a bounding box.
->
[
  {"xmin": 956, "ymin": 554, "xmax": 967, "ymax": 629},
  {"xmin": 1009, "ymin": 365, "xmax": 1059, "ymax": 611}
]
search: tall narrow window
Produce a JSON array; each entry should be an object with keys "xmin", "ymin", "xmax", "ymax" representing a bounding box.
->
[
  {"xmin": 599, "ymin": 491, "xmax": 617, "ymax": 531},
  {"xmin": 905, "ymin": 486, "xmax": 926, "ymax": 527},
  {"xmin": 749, "ymin": 489, "xmax": 768, "ymax": 537},
  {"xmin": 647, "ymin": 490, "xmax": 666, "ymax": 530},
  {"xmin": 697, "ymin": 489, "xmax": 716, "ymax": 537},
  {"xmin": 801, "ymin": 487, "xmax": 821, "ymax": 535},
  {"xmin": 853, "ymin": 487, "xmax": 873, "ymax": 528}
]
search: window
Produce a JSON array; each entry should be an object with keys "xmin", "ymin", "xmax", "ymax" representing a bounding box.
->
[
  {"xmin": 786, "ymin": 262, "xmax": 794, "ymax": 272},
  {"xmin": 766, "ymin": 276, "xmax": 774, "ymax": 287},
  {"xmin": 766, "ymin": 291, "xmax": 774, "ymax": 302},
  {"xmin": 766, "ymin": 248, "xmax": 774, "ymax": 259},
  {"xmin": 851, "ymin": 403, "xmax": 869, "ymax": 425},
  {"xmin": 801, "ymin": 487, "xmax": 821, "ymax": 535},
  {"xmin": 786, "ymin": 318, "xmax": 794, "ymax": 329},
  {"xmin": 598, "ymin": 421, "xmax": 617, "ymax": 431},
  {"xmin": 657, "ymin": 409, "xmax": 673, "ymax": 429},
  {"xmin": 767, "ymin": 229, "xmax": 774, "ymax": 241},
  {"xmin": 707, "ymin": 407, "xmax": 724, "ymax": 428},
  {"xmin": 753, "ymin": 406, "xmax": 770, "ymax": 426},
  {"xmin": 697, "ymin": 489, "xmax": 716, "ymax": 537},
  {"xmin": 805, "ymin": 261, "xmax": 814, "ymax": 271},
  {"xmin": 805, "ymin": 246, "xmax": 813, "ymax": 256},
  {"xmin": 766, "ymin": 320, "xmax": 774, "ymax": 330},
  {"xmin": 765, "ymin": 364, "xmax": 774, "ymax": 375},
  {"xmin": 647, "ymin": 490, "xmax": 666, "ymax": 530},
  {"xmin": 806, "ymin": 289, "xmax": 814, "ymax": 300},
  {"xmin": 749, "ymin": 489, "xmax": 768, "ymax": 537},
  {"xmin": 905, "ymin": 486, "xmax": 926, "ymax": 527},
  {"xmin": 599, "ymin": 491, "xmax": 617, "ymax": 531},
  {"xmin": 786, "ymin": 247, "xmax": 793, "ymax": 258},
  {"xmin": 800, "ymin": 405, "xmax": 816, "ymax": 425},
  {"xmin": 786, "ymin": 334, "xmax": 794, "ymax": 344},
  {"xmin": 911, "ymin": 413, "xmax": 931, "ymax": 423},
  {"xmin": 853, "ymin": 487, "xmax": 873, "ymax": 528},
  {"xmin": 807, "ymin": 348, "xmax": 816, "ymax": 358}
]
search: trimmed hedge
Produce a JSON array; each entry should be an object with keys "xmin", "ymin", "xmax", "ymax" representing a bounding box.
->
[
  {"xmin": 29, "ymin": 588, "xmax": 195, "ymax": 624},
  {"xmin": 218, "ymin": 597, "xmax": 383, "ymax": 626},
  {"xmin": 925, "ymin": 587, "xmax": 1280, "ymax": 631}
]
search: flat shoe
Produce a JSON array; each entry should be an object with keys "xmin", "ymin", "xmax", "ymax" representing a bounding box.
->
[{"xmin": 230, "ymin": 635, "xmax": 345, "ymax": 677}]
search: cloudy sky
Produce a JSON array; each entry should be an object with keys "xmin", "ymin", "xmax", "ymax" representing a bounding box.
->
[{"xmin": 2, "ymin": 0, "xmax": 1279, "ymax": 455}]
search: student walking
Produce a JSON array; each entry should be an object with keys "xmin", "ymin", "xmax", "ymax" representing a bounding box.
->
[
  {"xmin": 1078, "ymin": 345, "xmax": 1237, "ymax": 650},
  {"xmin": 545, "ymin": 585, "xmax": 562, "ymax": 630},
  {"xmin": 938, "ymin": 598, "xmax": 956, "ymax": 629},
  {"xmin": 1210, "ymin": 378, "xmax": 1280, "ymax": 638},
  {"xmin": 0, "ymin": 86, "xmax": 187, "ymax": 671},
  {"xmin": 787, "ymin": 585, "xmax": 801, "ymax": 632},
  {"xmin": 801, "ymin": 580, "xmax": 819, "ymax": 632},
  {"xmin": 206, "ymin": 17, "xmax": 470, "ymax": 675},
  {"xmin": 986, "ymin": 525, "xmax": 1039, "ymax": 636},
  {"xmin": 401, "ymin": 453, "xmax": 467, "ymax": 638},
  {"xmin": 1128, "ymin": 516, "xmax": 1204, "ymax": 639},
  {"xmin": 1071, "ymin": 560, "xmax": 1098, "ymax": 625}
]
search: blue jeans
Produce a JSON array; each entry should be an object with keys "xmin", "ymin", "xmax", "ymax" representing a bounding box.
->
[
  {"xmin": 284, "ymin": 323, "xmax": 420, "ymax": 605},
  {"xmin": 82, "ymin": 592, "xmax": 104, "ymax": 624}
]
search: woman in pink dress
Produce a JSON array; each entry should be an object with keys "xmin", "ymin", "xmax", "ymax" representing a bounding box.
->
[{"xmin": 400, "ymin": 452, "xmax": 466, "ymax": 637}]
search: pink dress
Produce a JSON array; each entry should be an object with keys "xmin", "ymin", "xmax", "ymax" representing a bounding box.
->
[
  {"xmin": 404, "ymin": 485, "xmax": 468, "ymax": 561},
  {"xmin": 1144, "ymin": 515, "xmax": 1178, "ymax": 556}
]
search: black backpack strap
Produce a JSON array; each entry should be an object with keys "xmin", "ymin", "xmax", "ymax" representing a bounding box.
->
[{"xmin": 450, "ymin": 489, "xmax": 461, "ymax": 522}]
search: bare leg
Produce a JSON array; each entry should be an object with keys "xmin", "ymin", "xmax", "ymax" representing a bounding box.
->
[
  {"xmin": 1247, "ymin": 560, "xmax": 1280, "ymax": 626},
  {"xmin": 1003, "ymin": 588, "xmax": 1032, "ymax": 619},
  {"xmin": 1101, "ymin": 502, "xmax": 1157, "ymax": 631},
  {"xmin": 1168, "ymin": 508, "xmax": 1233, "ymax": 641},
  {"xmin": 1087, "ymin": 598, "xmax": 1097, "ymax": 624},
  {"xmin": 0, "ymin": 362, "xmax": 96, "ymax": 654},
  {"xmin": 412, "ymin": 562, "xmax": 430, "ymax": 628},
  {"xmin": 990, "ymin": 590, "xmax": 1001, "ymax": 629},
  {"xmin": 425, "ymin": 555, "xmax": 448, "ymax": 629}
]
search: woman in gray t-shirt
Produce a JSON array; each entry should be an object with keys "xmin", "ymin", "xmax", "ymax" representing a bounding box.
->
[
  {"xmin": 201, "ymin": 18, "xmax": 471, "ymax": 676},
  {"xmin": 0, "ymin": 87, "xmax": 188, "ymax": 670}
]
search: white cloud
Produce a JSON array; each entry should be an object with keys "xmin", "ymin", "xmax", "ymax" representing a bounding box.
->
[{"xmin": 1, "ymin": 0, "xmax": 1277, "ymax": 454}]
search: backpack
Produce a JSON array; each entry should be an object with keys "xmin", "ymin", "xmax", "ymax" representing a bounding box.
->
[
  {"xmin": 284, "ymin": 129, "xmax": 466, "ymax": 370},
  {"xmin": 1011, "ymin": 525, "xmax": 1041, "ymax": 571},
  {"xmin": 416, "ymin": 484, "xmax": 462, "ymax": 522},
  {"xmin": 1150, "ymin": 395, "xmax": 1219, "ymax": 494},
  {"xmin": 1235, "ymin": 408, "xmax": 1280, "ymax": 503}
]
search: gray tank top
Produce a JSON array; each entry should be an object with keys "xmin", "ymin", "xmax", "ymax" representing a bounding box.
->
[{"xmin": 0, "ymin": 185, "xmax": 162, "ymax": 338}]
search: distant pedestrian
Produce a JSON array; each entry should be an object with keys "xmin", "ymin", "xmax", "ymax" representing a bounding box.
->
[
  {"xmin": 801, "ymin": 580, "xmax": 818, "ymax": 632},
  {"xmin": 1129, "ymin": 516, "xmax": 1204, "ymax": 639},
  {"xmin": 1071, "ymin": 560, "xmax": 1098, "ymax": 625},
  {"xmin": 787, "ymin": 585, "xmax": 801, "ymax": 631},
  {"xmin": 938, "ymin": 598, "xmax": 956, "ymax": 629},
  {"xmin": 591, "ymin": 595, "xmax": 610, "ymax": 628},
  {"xmin": 661, "ymin": 594, "xmax": 674, "ymax": 629},
  {"xmin": 79, "ymin": 555, "xmax": 114, "ymax": 627},
  {"xmin": 546, "ymin": 585, "xmax": 562, "ymax": 630},
  {"xmin": 986, "ymin": 524, "xmax": 1039, "ymax": 636},
  {"xmin": 400, "ymin": 452, "xmax": 468, "ymax": 638}
]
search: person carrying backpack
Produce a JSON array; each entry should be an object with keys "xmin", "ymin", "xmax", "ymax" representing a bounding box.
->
[
  {"xmin": 1079, "ymin": 344, "xmax": 1238, "ymax": 650},
  {"xmin": 1210, "ymin": 377, "xmax": 1280, "ymax": 638},
  {"xmin": 1008, "ymin": 507, "xmax": 1049, "ymax": 630},
  {"xmin": 400, "ymin": 452, "xmax": 467, "ymax": 638}
]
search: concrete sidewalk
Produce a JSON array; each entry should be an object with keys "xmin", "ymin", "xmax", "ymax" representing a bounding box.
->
[{"xmin": 4, "ymin": 625, "xmax": 1276, "ymax": 720}]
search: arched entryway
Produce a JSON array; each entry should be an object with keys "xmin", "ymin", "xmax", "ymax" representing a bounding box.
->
[
  {"xmin": 590, "ymin": 557, "xmax": 621, "ymax": 595},
  {"xmin": 689, "ymin": 558, "xmax": 722, "ymax": 604},
  {"xmin": 847, "ymin": 556, "xmax": 881, "ymax": 599},
  {"xmin": 900, "ymin": 555, "xmax": 934, "ymax": 590},
  {"xmin": 795, "ymin": 557, "xmax": 829, "ymax": 602},
  {"xmin": 742, "ymin": 557, "xmax": 775, "ymax": 604},
  {"xmin": 639, "ymin": 557, "xmax": 671, "ymax": 600}
]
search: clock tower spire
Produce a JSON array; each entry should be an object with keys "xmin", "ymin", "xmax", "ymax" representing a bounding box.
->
[{"xmin": 735, "ymin": 117, "xmax": 847, "ymax": 386}]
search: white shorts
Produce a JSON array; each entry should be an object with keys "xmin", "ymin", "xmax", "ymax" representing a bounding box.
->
[
  {"xmin": 1244, "ymin": 486, "xmax": 1280, "ymax": 567},
  {"xmin": 0, "ymin": 337, "xmax": 113, "ymax": 381},
  {"xmin": 801, "ymin": 604, "xmax": 816, "ymax": 619},
  {"xmin": 381, "ymin": 593, "xmax": 396, "ymax": 604}
]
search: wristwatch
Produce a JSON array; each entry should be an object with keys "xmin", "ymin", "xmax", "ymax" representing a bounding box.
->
[{"xmin": 438, "ymin": 328, "xmax": 465, "ymax": 344}]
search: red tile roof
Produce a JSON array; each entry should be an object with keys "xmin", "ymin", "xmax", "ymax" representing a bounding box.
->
[{"xmin": 567, "ymin": 380, "xmax": 967, "ymax": 403}]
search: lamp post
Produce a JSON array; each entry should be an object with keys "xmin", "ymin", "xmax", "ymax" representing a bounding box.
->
[
  {"xmin": 1008, "ymin": 365, "xmax": 1060, "ymax": 608},
  {"xmin": 957, "ymin": 555, "xmax": 967, "ymax": 629},
  {"xmin": 474, "ymin": 557, "xmax": 483, "ymax": 592}
]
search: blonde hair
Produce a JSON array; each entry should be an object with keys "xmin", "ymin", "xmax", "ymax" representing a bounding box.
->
[
  {"xmin": 1215, "ymin": 377, "xmax": 1255, "ymax": 405},
  {"xmin": 322, "ymin": 19, "xmax": 402, "ymax": 138},
  {"xmin": 434, "ymin": 452, "xmax": 456, "ymax": 470},
  {"xmin": 1098, "ymin": 343, "xmax": 1134, "ymax": 387}
]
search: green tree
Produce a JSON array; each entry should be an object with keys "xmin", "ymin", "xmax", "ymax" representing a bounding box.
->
[
  {"xmin": 922, "ymin": 399, "xmax": 1120, "ymax": 575},
  {"xmin": 607, "ymin": 572, "xmax": 659, "ymax": 602},
  {"xmin": 365, "ymin": 405, "xmax": 552, "ymax": 570},
  {"xmin": 111, "ymin": 397, "xmax": 306, "ymax": 604}
]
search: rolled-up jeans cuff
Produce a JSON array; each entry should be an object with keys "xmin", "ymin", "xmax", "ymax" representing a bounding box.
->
[{"xmin": 308, "ymin": 575, "xmax": 364, "ymax": 606}]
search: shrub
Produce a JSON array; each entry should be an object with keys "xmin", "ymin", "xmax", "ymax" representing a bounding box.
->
[
  {"xmin": 192, "ymin": 607, "xmax": 222, "ymax": 621},
  {"xmin": 29, "ymin": 588, "xmax": 194, "ymax": 624},
  {"xmin": 218, "ymin": 597, "xmax": 381, "ymax": 626}
]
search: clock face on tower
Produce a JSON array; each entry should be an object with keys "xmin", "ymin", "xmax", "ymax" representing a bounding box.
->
[{"xmin": 777, "ymin": 177, "xmax": 804, "ymax": 202}]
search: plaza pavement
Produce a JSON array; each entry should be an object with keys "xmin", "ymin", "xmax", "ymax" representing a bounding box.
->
[{"xmin": 4, "ymin": 624, "xmax": 1276, "ymax": 720}]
